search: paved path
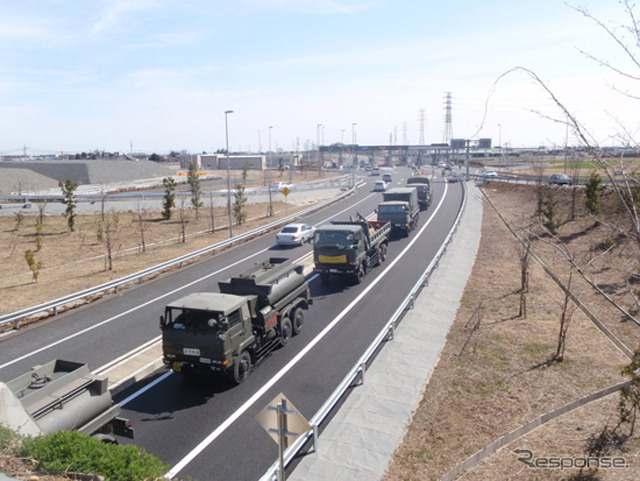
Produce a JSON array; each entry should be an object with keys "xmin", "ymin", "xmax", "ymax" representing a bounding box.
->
[{"xmin": 287, "ymin": 184, "xmax": 483, "ymax": 481}]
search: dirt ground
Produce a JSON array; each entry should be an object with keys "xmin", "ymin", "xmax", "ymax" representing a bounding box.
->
[{"xmin": 384, "ymin": 182, "xmax": 640, "ymax": 480}]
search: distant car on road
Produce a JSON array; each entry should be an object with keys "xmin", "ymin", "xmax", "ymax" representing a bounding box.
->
[
  {"xmin": 271, "ymin": 182, "xmax": 293, "ymax": 192},
  {"xmin": 276, "ymin": 223, "xmax": 315, "ymax": 246},
  {"xmin": 483, "ymin": 171, "xmax": 498, "ymax": 179},
  {"xmin": 549, "ymin": 173, "xmax": 573, "ymax": 185},
  {"xmin": 449, "ymin": 172, "xmax": 461, "ymax": 183},
  {"xmin": 382, "ymin": 173, "xmax": 392, "ymax": 183},
  {"xmin": 371, "ymin": 168, "xmax": 381, "ymax": 176},
  {"xmin": 374, "ymin": 180, "xmax": 387, "ymax": 192}
]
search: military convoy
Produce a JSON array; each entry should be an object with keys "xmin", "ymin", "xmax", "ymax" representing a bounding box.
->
[
  {"xmin": 161, "ymin": 257, "xmax": 312, "ymax": 384},
  {"xmin": 313, "ymin": 216, "xmax": 391, "ymax": 284}
]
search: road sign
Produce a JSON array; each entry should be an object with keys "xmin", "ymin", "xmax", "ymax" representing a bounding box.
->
[
  {"xmin": 255, "ymin": 392, "xmax": 309, "ymax": 446},
  {"xmin": 281, "ymin": 186, "xmax": 291, "ymax": 197},
  {"xmin": 256, "ymin": 393, "xmax": 310, "ymax": 480}
]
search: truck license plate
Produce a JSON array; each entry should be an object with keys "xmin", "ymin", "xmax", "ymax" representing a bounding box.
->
[
  {"xmin": 183, "ymin": 348, "xmax": 200, "ymax": 356},
  {"xmin": 319, "ymin": 255, "xmax": 347, "ymax": 264}
]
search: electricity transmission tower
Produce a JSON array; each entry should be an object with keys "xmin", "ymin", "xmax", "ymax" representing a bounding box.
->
[
  {"xmin": 418, "ymin": 109, "xmax": 425, "ymax": 145},
  {"xmin": 442, "ymin": 92, "xmax": 453, "ymax": 145}
]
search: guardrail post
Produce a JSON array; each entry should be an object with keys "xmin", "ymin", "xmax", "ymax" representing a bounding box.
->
[
  {"xmin": 312, "ymin": 424, "xmax": 319, "ymax": 453},
  {"xmin": 53, "ymin": 306, "xmax": 58, "ymax": 316},
  {"xmin": 388, "ymin": 323, "xmax": 395, "ymax": 340},
  {"xmin": 408, "ymin": 295, "xmax": 415, "ymax": 310},
  {"xmin": 359, "ymin": 362, "xmax": 366, "ymax": 385}
]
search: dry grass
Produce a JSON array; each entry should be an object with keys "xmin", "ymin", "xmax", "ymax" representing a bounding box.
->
[
  {"xmin": 0, "ymin": 171, "xmax": 340, "ymax": 319},
  {"xmin": 384, "ymin": 182, "xmax": 640, "ymax": 480}
]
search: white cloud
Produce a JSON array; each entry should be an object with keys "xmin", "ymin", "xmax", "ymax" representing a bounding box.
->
[
  {"xmin": 233, "ymin": 0, "xmax": 380, "ymax": 15},
  {"xmin": 92, "ymin": 0, "xmax": 165, "ymax": 34}
]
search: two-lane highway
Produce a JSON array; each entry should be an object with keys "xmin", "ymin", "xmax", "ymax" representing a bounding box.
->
[{"xmin": 0, "ymin": 168, "xmax": 464, "ymax": 480}]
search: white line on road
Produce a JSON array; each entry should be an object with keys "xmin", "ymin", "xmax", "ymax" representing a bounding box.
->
[{"xmin": 165, "ymin": 183, "xmax": 449, "ymax": 479}]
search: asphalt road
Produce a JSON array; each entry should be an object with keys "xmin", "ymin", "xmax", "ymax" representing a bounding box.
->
[{"xmin": 0, "ymin": 167, "xmax": 463, "ymax": 480}]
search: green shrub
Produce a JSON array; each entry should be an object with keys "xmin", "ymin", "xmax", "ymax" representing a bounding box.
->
[
  {"xmin": 21, "ymin": 430, "xmax": 167, "ymax": 481},
  {"xmin": 0, "ymin": 424, "xmax": 22, "ymax": 454}
]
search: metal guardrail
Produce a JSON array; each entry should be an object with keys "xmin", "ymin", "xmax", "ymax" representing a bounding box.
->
[
  {"xmin": 0, "ymin": 181, "xmax": 361, "ymax": 330},
  {"xmin": 260, "ymin": 179, "xmax": 469, "ymax": 481}
]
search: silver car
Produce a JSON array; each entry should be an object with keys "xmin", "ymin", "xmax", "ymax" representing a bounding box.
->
[{"xmin": 276, "ymin": 223, "xmax": 315, "ymax": 246}]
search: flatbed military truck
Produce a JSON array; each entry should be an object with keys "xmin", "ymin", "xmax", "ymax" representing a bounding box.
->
[
  {"xmin": 0, "ymin": 359, "xmax": 134, "ymax": 443},
  {"xmin": 160, "ymin": 257, "xmax": 312, "ymax": 384},
  {"xmin": 377, "ymin": 187, "xmax": 420, "ymax": 236},
  {"xmin": 406, "ymin": 174, "xmax": 432, "ymax": 210},
  {"xmin": 314, "ymin": 215, "xmax": 391, "ymax": 284}
]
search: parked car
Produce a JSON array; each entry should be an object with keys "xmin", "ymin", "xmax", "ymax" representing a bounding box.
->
[
  {"xmin": 483, "ymin": 171, "xmax": 498, "ymax": 179},
  {"xmin": 549, "ymin": 173, "xmax": 573, "ymax": 185},
  {"xmin": 374, "ymin": 180, "xmax": 387, "ymax": 192},
  {"xmin": 382, "ymin": 173, "xmax": 392, "ymax": 183},
  {"xmin": 276, "ymin": 223, "xmax": 315, "ymax": 246}
]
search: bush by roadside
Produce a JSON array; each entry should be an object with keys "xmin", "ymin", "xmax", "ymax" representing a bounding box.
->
[{"xmin": 1, "ymin": 425, "xmax": 167, "ymax": 481}]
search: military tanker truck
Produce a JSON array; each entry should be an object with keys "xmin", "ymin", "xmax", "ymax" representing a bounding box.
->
[
  {"xmin": 160, "ymin": 257, "xmax": 312, "ymax": 384},
  {"xmin": 313, "ymin": 215, "xmax": 390, "ymax": 284},
  {"xmin": 0, "ymin": 359, "xmax": 133, "ymax": 443}
]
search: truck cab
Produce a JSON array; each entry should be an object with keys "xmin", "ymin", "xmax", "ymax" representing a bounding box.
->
[
  {"xmin": 161, "ymin": 257, "xmax": 311, "ymax": 384},
  {"xmin": 161, "ymin": 293, "xmax": 255, "ymax": 379}
]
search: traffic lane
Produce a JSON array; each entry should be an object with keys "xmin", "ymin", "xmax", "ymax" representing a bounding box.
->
[
  {"xmin": 0, "ymin": 172, "xmax": 398, "ymax": 383},
  {"xmin": 164, "ymin": 181, "xmax": 463, "ymax": 480},
  {"xmin": 0, "ymin": 171, "xmax": 398, "ymax": 379},
  {"xmin": 0, "ymin": 183, "xmax": 380, "ymax": 380},
  {"xmin": 118, "ymin": 179, "xmax": 459, "ymax": 479}
]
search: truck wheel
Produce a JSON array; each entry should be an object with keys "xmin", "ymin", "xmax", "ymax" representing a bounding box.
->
[
  {"xmin": 354, "ymin": 267, "xmax": 364, "ymax": 284},
  {"xmin": 280, "ymin": 318, "xmax": 292, "ymax": 346},
  {"xmin": 292, "ymin": 308, "xmax": 304, "ymax": 335},
  {"xmin": 379, "ymin": 244, "xmax": 387, "ymax": 263},
  {"xmin": 231, "ymin": 352, "xmax": 251, "ymax": 385}
]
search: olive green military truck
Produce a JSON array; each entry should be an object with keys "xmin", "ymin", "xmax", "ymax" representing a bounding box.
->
[{"xmin": 160, "ymin": 257, "xmax": 312, "ymax": 384}]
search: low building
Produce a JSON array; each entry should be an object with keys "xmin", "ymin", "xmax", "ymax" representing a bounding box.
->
[{"xmin": 198, "ymin": 154, "xmax": 266, "ymax": 171}]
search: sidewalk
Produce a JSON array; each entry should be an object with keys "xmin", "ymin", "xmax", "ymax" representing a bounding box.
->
[{"xmin": 288, "ymin": 183, "xmax": 484, "ymax": 481}]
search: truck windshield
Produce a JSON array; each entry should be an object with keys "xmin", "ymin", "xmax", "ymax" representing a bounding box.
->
[
  {"xmin": 378, "ymin": 204, "xmax": 407, "ymax": 214},
  {"xmin": 314, "ymin": 231, "xmax": 355, "ymax": 249},
  {"xmin": 165, "ymin": 308, "xmax": 225, "ymax": 330}
]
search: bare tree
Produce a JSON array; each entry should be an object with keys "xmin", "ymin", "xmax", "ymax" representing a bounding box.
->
[
  {"xmin": 135, "ymin": 204, "xmax": 148, "ymax": 253},
  {"xmin": 178, "ymin": 198, "xmax": 188, "ymax": 243},
  {"xmin": 102, "ymin": 212, "xmax": 120, "ymax": 271}
]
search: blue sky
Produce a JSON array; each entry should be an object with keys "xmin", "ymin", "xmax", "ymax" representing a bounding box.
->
[{"xmin": 0, "ymin": 0, "xmax": 636, "ymax": 155}]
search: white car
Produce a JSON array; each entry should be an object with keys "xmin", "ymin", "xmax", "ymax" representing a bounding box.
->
[
  {"xmin": 373, "ymin": 180, "xmax": 387, "ymax": 192},
  {"xmin": 483, "ymin": 171, "xmax": 498, "ymax": 179},
  {"xmin": 271, "ymin": 182, "xmax": 293, "ymax": 192},
  {"xmin": 276, "ymin": 223, "xmax": 315, "ymax": 246}
]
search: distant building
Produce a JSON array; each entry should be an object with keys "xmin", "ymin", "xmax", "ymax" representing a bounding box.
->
[{"xmin": 197, "ymin": 154, "xmax": 266, "ymax": 170}]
